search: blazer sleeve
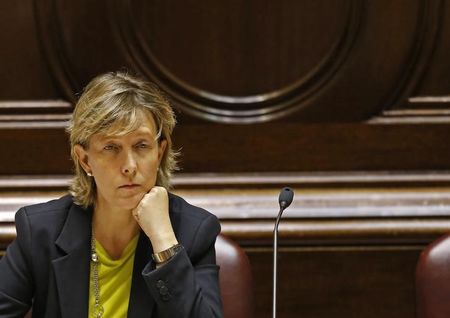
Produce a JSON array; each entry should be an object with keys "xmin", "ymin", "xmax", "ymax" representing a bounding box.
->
[
  {"xmin": 141, "ymin": 214, "xmax": 223, "ymax": 318},
  {"xmin": 0, "ymin": 208, "xmax": 33, "ymax": 316}
]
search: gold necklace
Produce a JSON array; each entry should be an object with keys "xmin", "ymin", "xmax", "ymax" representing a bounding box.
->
[{"xmin": 91, "ymin": 233, "xmax": 104, "ymax": 318}]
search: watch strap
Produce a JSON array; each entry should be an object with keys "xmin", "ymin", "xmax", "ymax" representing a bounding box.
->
[{"xmin": 152, "ymin": 243, "xmax": 182, "ymax": 263}]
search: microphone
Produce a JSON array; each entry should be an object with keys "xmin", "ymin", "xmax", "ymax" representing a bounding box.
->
[{"xmin": 273, "ymin": 187, "xmax": 294, "ymax": 318}]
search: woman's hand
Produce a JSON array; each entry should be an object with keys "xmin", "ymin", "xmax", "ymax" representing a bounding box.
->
[{"xmin": 132, "ymin": 186, "xmax": 178, "ymax": 253}]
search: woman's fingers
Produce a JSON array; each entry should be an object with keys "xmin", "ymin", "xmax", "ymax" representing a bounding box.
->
[{"xmin": 132, "ymin": 187, "xmax": 177, "ymax": 252}]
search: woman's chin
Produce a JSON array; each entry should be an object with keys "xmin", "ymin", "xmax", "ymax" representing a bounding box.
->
[{"xmin": 116, "ymin": 193, "xmax": 145, "ymax": 210}]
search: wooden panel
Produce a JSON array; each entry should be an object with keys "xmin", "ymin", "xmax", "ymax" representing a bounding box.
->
[
  {"xmin": 2, "ymin": 122, "xmax": 450, "ymax": 174},
  {"xmin": 2, "ymin": 0, "xmax": 446, "ymax": 122},
  {"xmin": 404, "ymin": 1, "xmax": 450, "ymax": 105},
  {"xmin": 1, "ymin": 1, "xmax": 450, "ymax": 175},
  {"xmin": 173, "ymin": 123, "xmax": 450, "ymax": 172},
  {"xmin": 0, "ymin": 227, "xmax": 427, "ymax": 318},
  {"xmin": 0, "ymin": 128, "xmax": 70, "ymax": 174},
  {"xmin": 0, "ymin": 0, "xmax": 58, "ymax": 99},
  {"xmin": 249, "ymin": 246, "xmax": 420, "ymax": 318},
  {"xmin": 1, "ymin": 186, "xmax": 449, "ymax": 318},
  {"xmin": 2, "ymin": 176, "xmax": 450, "ymax": 215}
]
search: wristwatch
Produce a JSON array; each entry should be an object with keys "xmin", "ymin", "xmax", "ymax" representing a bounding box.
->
[{"xmin": 152, "ymin": 243, "xmax": 183, "ymax": 264}]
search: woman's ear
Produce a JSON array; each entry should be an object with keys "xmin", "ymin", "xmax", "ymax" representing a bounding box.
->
[
  {"xmin": 73, "ymin": 144, "xmax": 92, "ymax": 174},
  {"xmin": 158, "ymin": 139, "xmax": 167, "ymax": 164}
]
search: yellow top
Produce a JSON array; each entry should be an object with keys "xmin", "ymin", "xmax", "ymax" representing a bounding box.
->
[{"xmin": 89, "ymin": 235, "xmax": 139, "ymax": 317}]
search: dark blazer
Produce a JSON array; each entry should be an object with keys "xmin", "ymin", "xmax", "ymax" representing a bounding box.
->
[{"xmin": 0, "ymin": 194, "xmax": 223, "ymax": 318}]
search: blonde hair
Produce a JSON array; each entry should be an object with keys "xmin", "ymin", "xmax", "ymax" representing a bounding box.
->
[{"xmin": 67, "ymin": 71, "xmax": 178, "ymax": 208}]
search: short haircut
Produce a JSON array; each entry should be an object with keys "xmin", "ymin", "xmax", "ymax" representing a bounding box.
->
[{"xmin": 67, "ymin": 71, "xmax": 178, "ymax": 208}]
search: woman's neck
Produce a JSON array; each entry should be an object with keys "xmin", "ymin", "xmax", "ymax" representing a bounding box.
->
[{"xmin": 92, "ymin": 200, "xmax": 140, "ymax": 260}]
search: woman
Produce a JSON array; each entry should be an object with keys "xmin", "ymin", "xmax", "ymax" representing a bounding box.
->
[{"xmin": 0, "ymin": 72, "xmax": 223, "ymax": 317}]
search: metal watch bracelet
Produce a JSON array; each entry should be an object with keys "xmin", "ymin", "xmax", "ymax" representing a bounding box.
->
[{"xmin": 152, "ymin": 243, "xmax": 182, "ymax": 263}]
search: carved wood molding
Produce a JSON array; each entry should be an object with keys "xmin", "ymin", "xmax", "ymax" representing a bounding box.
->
[
  {"xmin": 2, "ymin": 182, "xmax": 450, "ymax": 219},
  {"xmin": 25, "ymin": 0, "xmax": 450, "ymax": 123},
  {"xmin": 371, "ymin": 96, "xmax": 450, "ymax": 124},
  {"xmin": 370, "ymin": 110, "xmax": 450, "ymax": 124},
  {"xmin": 221, "ymin": 218, "xmax": 450, "ymax": 245},
  {"xmin": 0, "ymin": 100, "xmax": 72, "ymax": 113},
  {"xmin": 384, "ymin": 0, "xmax": 445, "ymax": 109},
  {"xmin": 110, "ymin": 0, "xmax": 363, "ymax": 123},
  {"xmin": 33, "ymin": 1, "xmax": 81, "ymax": 102},
  {"xmin": 1, "ymin": 218, "xmax": 449, "ymax": 249},
  {"xmin": 2, "ymin": 176, "xmax": 449, "ymax": 250},
  {"xmin": 0, "ymin": 100, "xmax": 72, "ymax": 128},
  {"xmin": 1, "ymin": 171, "xmax": 450, "ymax": 190}
]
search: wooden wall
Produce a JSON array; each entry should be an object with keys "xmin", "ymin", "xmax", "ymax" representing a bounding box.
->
[{"xmin": 2, "ymin": 1, "xmax": 450, "ymax": 317}]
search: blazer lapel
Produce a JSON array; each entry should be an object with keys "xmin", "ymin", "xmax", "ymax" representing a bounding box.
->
[
  {"xmin": 127, "ymin": 233, "xmax": 155, "ymax": 318},
  {"xmin": 52, "ymin": 204, "xmax": 92, "ymax": 318}
]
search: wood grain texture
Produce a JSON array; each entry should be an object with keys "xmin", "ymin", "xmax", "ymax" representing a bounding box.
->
[
  {"xmin": 0, "ymin": 0, "xmax": 58, "ymax": 99},
  {"xmin": 2, "ymin": 1, "xmax": 450, "ymax": 175},
  {"xmin": 249, "ymin": 246, "xmax": 421, "ymax": 318},
  {"xmin": 0, "ymin": 187, "xmax": 448, "ymax": 318},
  {"xmin": 2, "ymin": 0, "xmax": 446, "ymax": 122},
  {"xmin": 2, "ymin": 2, "xmax": 450, "ymax": 317},
  {"xmin": 2, "ymin": 122, "xmax": 450, "ymax": 174}
]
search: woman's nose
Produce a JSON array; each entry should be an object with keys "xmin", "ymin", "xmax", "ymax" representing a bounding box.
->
[{"xmin": 121, "ymin": 151, "xmax": 137, "ymax": 176}]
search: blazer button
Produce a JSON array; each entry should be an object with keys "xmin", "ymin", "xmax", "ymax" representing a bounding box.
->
[
  {"xmin": 156, "ymin": 280, "xmax": 165, "ymax": 289},
  {"xmin": 159, "ymin": 285, "xmax": 169, "ymax": 295}
]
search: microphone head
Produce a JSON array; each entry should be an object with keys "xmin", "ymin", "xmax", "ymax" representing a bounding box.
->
[{"xmin": 278, "ymin": 187, "xmax": 294, "ymax": 209}]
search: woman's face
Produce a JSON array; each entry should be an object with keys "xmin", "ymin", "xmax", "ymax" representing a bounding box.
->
[{"xmin": 74, "ymin": 114, "xmax": 167, "ymax": 211}]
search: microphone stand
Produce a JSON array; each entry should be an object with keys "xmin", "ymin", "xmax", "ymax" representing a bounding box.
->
[
  {"xmin": 273, "ymin": 187, "xmax": 294, "ymax": 318},
  {"xmin": 273, "ymin": 206, "xmax": 284, "ymax": 318}
]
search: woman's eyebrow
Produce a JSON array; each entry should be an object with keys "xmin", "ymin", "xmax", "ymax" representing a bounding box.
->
[
  {"xmin": 132, "ymin": 131, "xmax": 158, "ymax": 140},
  {"xmin": 133, "ymin": 138, "xmax": 151, "ymax": 143},
  {"xmin": 98, "ymin": 136, "xmax": 120, "ymax": 143}
]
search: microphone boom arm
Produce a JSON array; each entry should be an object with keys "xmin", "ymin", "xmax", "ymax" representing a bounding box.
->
[{"xmin": 273, "ymin": 187, "xmax": 294, "ymax": 318}]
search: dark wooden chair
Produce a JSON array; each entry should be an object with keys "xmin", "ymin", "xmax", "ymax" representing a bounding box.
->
[
  {"xmin": 416, "ymin": 233, "xmax": 450, "ymax": 318},
  {"xmin": 216, "ymin": 234, "xmax": 254, "ymax": 318}
]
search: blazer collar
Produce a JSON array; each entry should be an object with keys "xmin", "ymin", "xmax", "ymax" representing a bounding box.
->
[
  {"xmin": 128, "ymin": 233, "xmax": 155, "ymax": 317},
  {"xmin": 52, "ymin": 202, "xmax": 92, "ymax": 318},
  {"xmin": 51, "ymin": 201, "xmax": 155, "ymax": 317},
  {"xmin": 55, "ymin": 202, "xmax": 93, "ymax": 254}
]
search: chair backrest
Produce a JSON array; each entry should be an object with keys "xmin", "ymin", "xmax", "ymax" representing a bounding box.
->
[
  {"xmin": 215, "ymin": 234, "xmax": 254, "ymax": 318},
  {"xmin": 416, "ymin": 233, "xmax": 450, "ymax": 318}
]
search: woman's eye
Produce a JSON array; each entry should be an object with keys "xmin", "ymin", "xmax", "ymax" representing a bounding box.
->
[
  {"xmin": 137, "ymin": 143, "xmax": 149, "ymax": 149},
  {"xmin": 104, "ymin": 145, "xmax": 116, "ymax": 151}
]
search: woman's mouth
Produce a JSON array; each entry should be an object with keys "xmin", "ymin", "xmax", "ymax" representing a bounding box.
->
[{"xmin": 119, "ymin": 184, "xmax": 140, "ymax": 189}]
